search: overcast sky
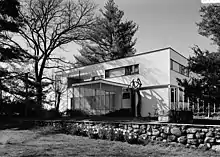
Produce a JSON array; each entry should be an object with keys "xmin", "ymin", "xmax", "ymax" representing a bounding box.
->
[{"xmin": 61, "ymin": 0, "xmax": 218, "ymax": 62}]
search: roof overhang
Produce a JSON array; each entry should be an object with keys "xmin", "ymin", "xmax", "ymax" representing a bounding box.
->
[{"xmin": 72, "ymin": 79, "xmax": 128, "ymax": 88}]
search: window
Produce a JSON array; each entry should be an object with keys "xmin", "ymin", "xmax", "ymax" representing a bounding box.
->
[
  {"xmin": 122, "ymin": 92, "xmax": 130, "ymax": 99},
  {"xmin": 105, "ymin": 64, "xmax": 139, "ymax": 78},
  {"xmin": 170, "ymin": 59, "xmax": 189, "ymax": 77}
]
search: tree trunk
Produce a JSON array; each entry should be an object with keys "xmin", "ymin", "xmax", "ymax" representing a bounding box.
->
[{"xmin": 36, "ymin": 83, "xmax": 43, "ymax": 116}]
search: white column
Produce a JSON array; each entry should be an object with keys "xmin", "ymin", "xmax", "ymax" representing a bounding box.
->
[
  {"xmin": 214, "ymin": 103, "xmax": 216, "ymax": 113},
  {"xmin": 187, "ymin": 97, "xmax": 190, "ymax": 110},
  {"xmin": 168, "ymin": 85, "xmax": 171, "ymax": 110},
  {"xmin": 208, "ymin": 102, "xmax": 210, "ymax": 118},
  {"xmin": 197, "ymin": 98, "xmax": 199, "ymax": 113}
]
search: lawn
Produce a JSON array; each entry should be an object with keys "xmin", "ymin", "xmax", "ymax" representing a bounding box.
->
[{"xmin": 0, "ymin": 127, "xmax": 219, "ymax": 157}]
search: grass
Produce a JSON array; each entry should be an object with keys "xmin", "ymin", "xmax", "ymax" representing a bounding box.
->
[{"xmin": 0, "ymin": 126, "xmax": 219, "ymax": 157}]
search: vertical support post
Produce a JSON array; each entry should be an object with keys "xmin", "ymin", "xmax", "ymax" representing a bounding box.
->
[
  {"xmin": 187, "ymin": 97, "xmax": 190, "ymax": 110},
  {"xmin": 99, "ymin": 82, "xmax": 101, "ymax": 115},
  {"xmin": 203, "ymin": 100, "xmax": 205, "ymax": 113},
  {"xmin": 197, "ymin": 98, "xmax": 199, "ymax": 114},
  {"xmin": 173, "ymin": 88, "xmax": 176, "ymax": 110},
  {"xmin": 208, "ymin": 102, "xmax": 210, "ymax": 118},
  {"xmin": 214, "ymin": 103, "xmax": 216, "ymax": 113},
  {"xmin": 168, "ymin": 85, "xmax": 171, "ymax": 110},
  {"xmin": 177, "ymin": 88, "xmax": 179, "ymax": 110}
]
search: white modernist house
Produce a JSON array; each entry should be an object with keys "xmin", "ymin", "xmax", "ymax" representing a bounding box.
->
[{"xmin": 55, "ymin": 47, "xmax": 189, "ymax": 120}]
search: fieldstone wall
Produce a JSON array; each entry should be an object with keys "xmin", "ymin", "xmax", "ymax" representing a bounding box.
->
[{"xmin": 30, "ymin": 120, "xmax": 220, "ymax": 151}]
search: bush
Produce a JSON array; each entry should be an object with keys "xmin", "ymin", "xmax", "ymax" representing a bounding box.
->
[
  {"xmin": 66, "ymin": 123, "xmax": 83, "ymax": 135},
  {"xmin": 168, "ymin": 110, "xmax": 193, "ymax": 123},
  {"xmin": 124, "ymin": 131, "xmax": 138, "ymax": 144},
  {"xmin": 66, "ymin": 109, "xmax": 90, "ymax": 117},
  {"xmin": 98, "ymin": 127, "xmax": 108, "ymax": 139}
]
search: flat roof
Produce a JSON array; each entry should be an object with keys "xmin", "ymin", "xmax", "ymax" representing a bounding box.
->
[{"xmin": 56, "ymin": 47, "xmax": 187, "ymax": 74}]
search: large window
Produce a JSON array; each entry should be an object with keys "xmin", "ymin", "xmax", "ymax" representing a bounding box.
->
[
  {"xmin": 105, "ymin": 64, "xmax": 139, "ymax": 78},
  {"xmin": 170, "ymin": 59, "xmax": 189, "ymax": 77}
]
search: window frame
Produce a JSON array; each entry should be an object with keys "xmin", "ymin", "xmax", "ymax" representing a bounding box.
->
[
  {"xmin": 105, "ymin": 64, "xmax": 139, "ymax": 78},
  {"xmin": 170, "ymin": 59, "xmax": 189, "ymax": 77}
]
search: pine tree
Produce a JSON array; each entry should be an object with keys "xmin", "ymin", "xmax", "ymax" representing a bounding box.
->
[
  {"xmin": 75, "ymin": 0, "xmax": 138, "ymax": 66},
  {"xmin": 0, "ymin": 0, "xmax": 28, "ymax": 97}
]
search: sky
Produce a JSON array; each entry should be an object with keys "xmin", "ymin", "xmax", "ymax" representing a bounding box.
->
[{"xmin": 60, "ymin": 0, "xmax": 218, "ymax": 62}]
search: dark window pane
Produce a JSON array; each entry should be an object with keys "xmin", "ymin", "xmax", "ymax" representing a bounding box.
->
[{"xmin": 123, "ymin": 92, "xmax": 130, "ymax": 99}]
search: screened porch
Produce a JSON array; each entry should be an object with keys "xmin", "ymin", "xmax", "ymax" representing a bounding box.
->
[{"xmin": 71, "ymin": 80, "xmax": 128, "ymax": 115}]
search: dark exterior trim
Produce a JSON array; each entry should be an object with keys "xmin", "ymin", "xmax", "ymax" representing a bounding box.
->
[{"xmin": 139, "ymin": 84, "xmax": 169, "ymax": 90}]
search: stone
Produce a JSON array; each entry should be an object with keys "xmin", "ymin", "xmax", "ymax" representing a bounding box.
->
[
  {"xmin": 162, "ymin": 139, "xmax": 167, "ymax": 143},
  {"xmin": 216, "ymin": 139, "xmax": 220, "ymax": 144},
  {"xmin": 187, "ymin": 139, "xmax": 198, "ymax": 145},
  {"xmin": 177, "ymin": 136, "xmax": 187, "ymax": 144},
  {"xmin": 212, "ymin": 145, "xmax": 220, "ymax": 151},
  {"xmin": 187, "ymin": 134, "xmax": 194, "ymax": 139},
  {"xmin": 171, "ymin": 127, "xmax": 182, "ymax": 137},
  {"xmin": 147, "ymin": 131, "xmax": 152, "ymax": 136},
  {"xmin": 160, "ymin": 133, "xmax": 167, "ymax": 139},
  {"xmin": 209, "ymin": 128, "xmax": 215, "ymax": 132},
  {"xmin": 190, "ymin": 145, "xmax": 197, "ymax": 149},
  {"xmin": 206, "ymin": 143, "xmax": 212, "ymax": 149},
  {"xmin": 151, "ymin": 136, "xmax": 156, "ymax": 140},
  {"xmin": 206, "ymin": 131, "xmax": 214, "ymax": 137},
  {"xmin": 198, "ymin": 144, "xmax": 209, "ymax": 151},
  {"xmin": 140, "ymin": 125, "xmax": 146, "ymax": 129},
  {"xmin": 187, "ymin": 128, "xmax": 198, "ymax": 134},
  {"xmin": 198, "ymin": 139, "xmax": 204, "ymax": 144},
  {"xmin": 152, "ymin": 129, "xmax": 160, "ymax": 136},
  {"xmin": 204, "ymin": 137, "xmax": 215, "ymax": 143},
  {"xmin": 163, "ymin": 126, "xmax": 170, "ymax": 134},
  {"xmin": 156, "ymin": 137, "xmax": 163, "ymax": 141},
  {"xmin": 195, "ymin": 132, "xmax": 205, "ymax": 139},
  {"xmin": 201, "ymin": 129, "xmax": 208, "ymax": 133},
  {"xmin": 146, "ymin": 125, "xmax": 152, "ymax": 131},
  {"xmin": 167, "ymin": 135, "xmax": 176, "ymax": 142},
  {"xmin": 132, "ymin": 125, "xmax": 139, "ymax": 129}
]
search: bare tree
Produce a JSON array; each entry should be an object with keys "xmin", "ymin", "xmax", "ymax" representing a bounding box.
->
[{"xmin": 6, "ymin": 0, "xmax": 97, "ymax": 108}]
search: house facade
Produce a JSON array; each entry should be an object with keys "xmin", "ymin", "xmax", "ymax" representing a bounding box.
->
[{"xmin": 55, "ymin": 47, "xmax": 189, "ymax": 121}]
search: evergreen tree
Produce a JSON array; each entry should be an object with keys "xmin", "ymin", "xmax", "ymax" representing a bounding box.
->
[
  {"xmin": 75, "ymin": 0, "xmax": 138, "ymax": 66},
  {"xmin": 0, "ymin": 0, "xmax": 29, "ymax": 97}
]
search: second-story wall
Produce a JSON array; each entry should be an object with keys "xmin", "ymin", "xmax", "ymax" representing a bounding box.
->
[
  {"xmin": 170, "ymin": 49, "xmax": 189, "ymax": 86},
  {"xmin": 63, "ymin": 48, "xmax": 171, "ymax": 88}
]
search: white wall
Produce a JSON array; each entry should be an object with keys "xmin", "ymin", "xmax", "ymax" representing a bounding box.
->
[
  {"xmin": 140, "ymin": 87, "xmax": 169, "ymax": 117},
  {"xmin": 61, "ymin": 48, "xmax": 170, "ymax": 88}
]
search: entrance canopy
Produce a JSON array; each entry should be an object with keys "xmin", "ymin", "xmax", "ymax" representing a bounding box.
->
[{"xmin": 72, "ymin": 79, "xmax": 128, "ymax": 88}]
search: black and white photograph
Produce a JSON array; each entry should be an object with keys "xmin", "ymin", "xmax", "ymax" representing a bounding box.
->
[{"xmin": 1, "ymin": 0, "xmax": 220, "ymax": 156}]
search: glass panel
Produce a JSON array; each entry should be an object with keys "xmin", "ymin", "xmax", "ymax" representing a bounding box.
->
[
  {"xmin": 108, "ymin": 68, "xmax": 125, "ymax": 77},
  {"xmin": 172, "ymin": 61, "xmax": 179, "ymax": 72}
]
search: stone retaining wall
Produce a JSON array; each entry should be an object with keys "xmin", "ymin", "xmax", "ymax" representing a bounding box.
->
[{"xmin": 29, "ymin": 120, "xmax": 220, "ymax": 151}]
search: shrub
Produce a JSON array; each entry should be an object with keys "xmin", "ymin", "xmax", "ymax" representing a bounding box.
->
[
  {"xmin": 87, "ymin": 126, "xmax": 99, "ymax": 139},
  {"xmin": 66, "ymin": 109, "xmax": 90, "ymax": 117},
  {"xmin": 112, "ymin": 128, "xmax": 125, "ymax": 141},
  {"xmin": 124, "ymin": 131, "xmax": 138, "ymax": 144},
  {"xmin": 98, "ymin": 127, "xmax": 108, "ymax": 139},
  {"xmin": 106, "ymin": 127, "xmax": 115, "ymax": 141},
  {"xmin": 66, "ymin": 123, "xmax": 83, "ymax": 135}
]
